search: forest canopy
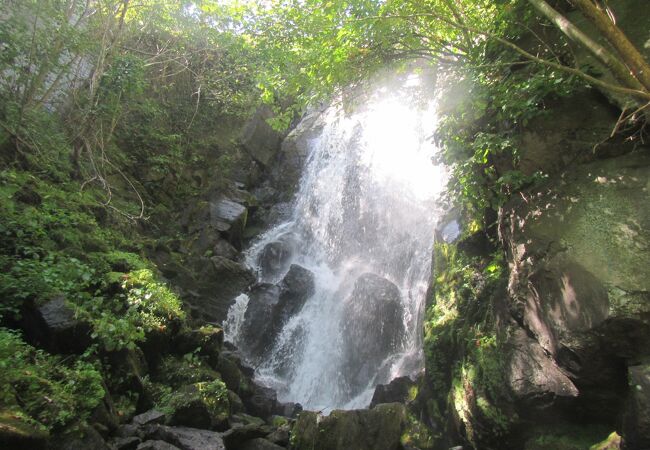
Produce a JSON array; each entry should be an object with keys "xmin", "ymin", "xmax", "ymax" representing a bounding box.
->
[{"xmin": 2, "ymin": 0, "xmax": 648, "ymax": 220}]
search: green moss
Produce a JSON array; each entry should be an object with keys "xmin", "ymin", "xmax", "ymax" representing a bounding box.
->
[
  {"xmin": 0, "ymin": 329, "xmax": 104, "ymax": 431},
  {"xmin": 0, "ymin": 410, "xmax": 49, "ymax": 443},
  {"xmin": 162, "ymin": 380, "xmax": 230, "ymax": 426},
  {"xmin": 524, "ymin": 424, "xmax": 617, "ymax": 450},
  {"xmin": 400, "ymin": 411, "xmax": 435, "ymax": 449},
  {"xmin": 424, "ymin": 235, "xmax": 512, "ymax": 448},
  {"xmin": 155, "ymin": 355, "xmax": 221, "ymax": 388}
]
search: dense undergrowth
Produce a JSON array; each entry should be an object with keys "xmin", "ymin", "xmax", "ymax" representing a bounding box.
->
[{"xmin": 0, "ymin": 2, "xmax": 260, "ymax": 436}]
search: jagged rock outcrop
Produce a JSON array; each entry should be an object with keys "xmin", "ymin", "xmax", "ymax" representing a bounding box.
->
[
  {"xmin": 500, "ymin": 151, "xmax": 650, "ymax": 421},
  {"xmin": 210, "ymin": 198, "xmax": 248, "ymax": 251},
  {"xmin": 623, "ymin": 363, "xmax": 650, "ymax": 449}
]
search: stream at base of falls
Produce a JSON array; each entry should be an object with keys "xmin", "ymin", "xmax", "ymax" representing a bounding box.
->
[{"xmin": 224, "ymin": 73, "xmax": 450, "ymax": 413}]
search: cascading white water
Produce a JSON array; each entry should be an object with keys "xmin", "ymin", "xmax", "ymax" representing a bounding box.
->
[{"xmin": 224, "ymin": 74, "xmax": 448, "ymax": 412}]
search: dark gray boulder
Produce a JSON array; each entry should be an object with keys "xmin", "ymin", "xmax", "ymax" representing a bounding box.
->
[
  {"xmin": 240, "ymin": 381, "xmax": 278, "ymax": 420},
  {"xmin": 143, "ymin": 425, "xmax": 225, "ymax": 450},
  {"xmin": 213, "ymin": 238, "xmax": 239, "ymax": 260},
  {"xmin": 240, "ymin": 284, "xmax": 282, "ymax": 357},
  {"xmin": 238, "ymin": 438, "xmax": 285, "ymax": 450},
  {"xmin": 23, "ymin": 296, "xmax": 91, "ymax": 353},
  {"xmin": 623, "ymin": 363, "xmax": 650, "ymax": 449},
  {"xmin": 370, "ymin": 376, "xmax": 415, "ymax": 408},
  {"xmin": 258, "ymin": 240, "xmax": 292, "ymax": 280},
  {"xmin": 275, "ymin": 264, "xmax": 315, "ymax": 322},
  {"xmin": 221, "ymin": 424, "xmax": 269, "ymax": 449},
  {"xmin": 136, "ymin": 441, "xmax": 180, "ymax": 450},
  {"xmin": 132, "ymin": 410, "xmax": 167, "ymax": 427},
  {"xmin": 112, "ymin": 436, "xmax": 142, "ymax": 450},
  {"xmin": 210, "ymin": 198, "xmax": 248, "ymax": 250},
  {"xmin": 340, "ymin": 273, "xmax": 405, "ymax": 397},
  {"xmin": 184, "ymin": 256, "xmax": 255, "ymax": 323},
  {"xmin": 240, "ymin": 265, "xmax": 314, "ymax": 358},
  {"xmin": 265, "ymin": 426, "xmax": 290, "ymax": 447}
]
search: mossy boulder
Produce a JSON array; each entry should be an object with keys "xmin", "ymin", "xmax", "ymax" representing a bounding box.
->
[
  {"xmin": 522, "ymin": 425, "xmax": 620, "ymax": 450},
  {"xmin": 166, "ymin": 381, "xmax": 230, "ymax": 431},
  {"xmin": 290, "ymin": 403, "xmax": 406, "ymax": 450},
  {"xmin": 171, "ymin": 325, "xmax": 224, "ymax": 367},
  {"xmin": 0, "ymin": 411, "xmax": 48, "ymax": 450}
]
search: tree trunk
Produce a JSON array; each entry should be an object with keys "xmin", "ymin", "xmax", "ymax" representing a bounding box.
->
[
  {"xmin": 570, "ymin": 0, "xmax": 650, "ymax": 91},
  {"xmin": 527, "ymin": 0, "xmax": 645, "ymax": 93}
]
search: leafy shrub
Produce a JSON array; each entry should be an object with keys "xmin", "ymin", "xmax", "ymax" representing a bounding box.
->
[
  {"xmin": 0, "ymin": 328, "xmax": 104, "ymax": 431},
  {"xmin": 0, "ymin": 253, "xmax": 95, "ymax": 319},
  {"xmin": 78, "ymin": 269, "xmax": 185, "ymax": 351}
]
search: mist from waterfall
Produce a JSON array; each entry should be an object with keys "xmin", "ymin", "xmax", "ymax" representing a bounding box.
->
[{"xmin": 224, "ymin": 74, "xmax": 448, "ymax": 412}]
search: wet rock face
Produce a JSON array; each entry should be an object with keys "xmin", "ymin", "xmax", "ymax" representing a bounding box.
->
[
  {"xmin": 142, "ymin": 425, "xmax": 225, "ymax": 450},
  {"xmin": 240, "ymin": 265, "xmax": 315, "ymax": 359},
  {"xmin": 370, "ymin": 376, "xmax": 415, "ymax": 408},
  {"xmin": 240, "ymin": 105, "xmax": 283, "ymax": 168},
  {"xmin": 240, "ymin": 284, "xmax": 282, "ymax": 357},
  {"xmin": 268, "ymin": 108, "xmax": 326, "ymax": 202},
  {"xmin": 499, "ymin": 151, "xmax": 650, "ymax": 418},
  {"xmin": 340, "ymin": 273, "xmax": 405, "ymax": 397},
  {"xmin": 258, "ymin": 240, "xmax": 293, "ymax": 280}
]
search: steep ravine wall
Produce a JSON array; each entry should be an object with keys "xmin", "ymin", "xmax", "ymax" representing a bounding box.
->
[{"xmin": 422, "ymin": 87, "xmax": 650, "ymax": 450}]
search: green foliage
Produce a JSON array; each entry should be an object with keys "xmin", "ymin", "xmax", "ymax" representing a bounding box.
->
[
  {"xmin": 0, "ymin": 328, "xmax": 104, "ymax": 431},
  {"xmin": 159, "ymin": 379, "xmax": 230, "ymax": 422},
  {"xmin": 77, "ymin": 269, "xmax": 185, "ymax": 351},
  {"xmin": 155, "ymin": 354, "xmax": 220, "ymax": 388},
  {"xmin": 0, "ymin": 254, "xmax": 95, "ymax": 319},
  {"xmin": 401, "ymin": 411, "xmax": 436, "ymax": 449},
  {"xmin": 524, "ymin": 425, "xmax": 617, "ymax": 450},
  {"xmin": 435, "ymin": 64, "xmax": 580, "ymax": 220},
  {"xmin": 424, "ymin": 235, "xmax": 510, "ymax": 446},
  {"xmin": 122, "ymin": 269, "xmax": 185, "ymax": 329}
]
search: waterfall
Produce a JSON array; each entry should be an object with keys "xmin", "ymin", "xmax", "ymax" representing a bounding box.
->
[{"xmin": 225, "ymin": 74, "xmax": 448, "ymax": 412}]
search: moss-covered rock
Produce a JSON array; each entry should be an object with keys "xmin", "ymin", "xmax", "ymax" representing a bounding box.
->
[
  {"xmin": 165, "ymin": 381, "xmax": 230, "ymax": 431},
  {"xmin": 153, "ymin": 355, "xmax": 220, "ymax": 389},
  {"xmin": 0, "ymin": 410, "xmax": 49, "ymax": 450},
  {"xmin": 522, "ymin": 425, "xmax": 619, "ymax": 450},
  {"xmin": 290, "ymin": 403, "xmax": 406, "ymax": 450}
]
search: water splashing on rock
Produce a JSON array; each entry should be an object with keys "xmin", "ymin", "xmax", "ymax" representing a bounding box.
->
[{"xmin": 225, "ymin": 75, "xmax": 448, "ymax": 411}]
